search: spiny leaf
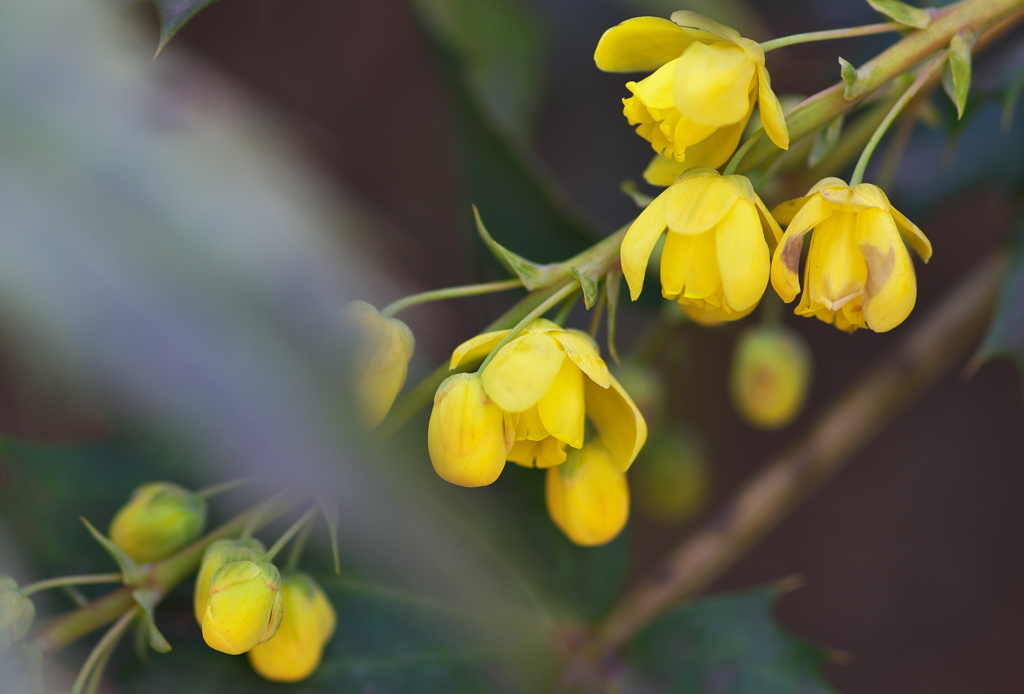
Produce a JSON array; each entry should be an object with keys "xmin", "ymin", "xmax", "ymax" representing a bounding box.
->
[
  {"xmin": 606, "ymin": 269, "xmax": 622, "ymax": 365},
  {"xmin": 808, "ymin": 115, "xmax": 844, "ymax": 169},
  {"xmin": 866, "ymin": 0, "xmax": 931, "ymax": 29},
  {"xmin": 571, "ymin": 267, "xmax": 600, "ymax": 309},
  {"xmin": 943, "ymin": 32, "xmax": 975, "ymax": 120},
  {"xmin": 152, "ymin": 0, "xmax": 220, "ymax": 55},
  {"xmin": 79, "ymin": 517, "xmax": 143, "ymax": 586},
  {"xmin": 132, "ymin": 589, "xmax": 172, "ymax": 653},
  {"xmin": 838, "ymin": 57, "xmax": 861, "ymax": 100},
  {"xmin": 473, "ymin": 206, "xmax": 562, "ymax": 290}
]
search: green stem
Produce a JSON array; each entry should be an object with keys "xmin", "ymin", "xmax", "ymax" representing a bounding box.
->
[
  {"xmin": 69, "ymin": 606, "xmax": 138, "ymax": 694},
  {"xmin": 196, "ymin": 476, "xmax": 258, "ymax": 499},
  {"xmin": 285, "ymin": 520, "xmax": 315, "ymax": 573},
  {"xmin": 262, "ymin": 506, "xmax": 319, "ymax": 564},
  {"xmin": 552, "ymin": 289, "xmax": 581, "ymax": 326},
  {"xmin": 850, "ymin": 49, "xmax": 949, "ymax": 185},
  {"xmin": 723, "ymin": 131, "xmax": 764, "ymax": 176},
  {"xmin": 477, "ymin": 283, "xmax": 578, "ymax": 372},
  {"xmin": 19, "ymin": 574, "xmax": 123, "ymax": 598},
  {"xmin": 761, "ymin": 22, "xmax": 904, "ymax": 52},
  {"xmin": 380, "ymin": 279, "xmax": 523, "ymax": 318}
]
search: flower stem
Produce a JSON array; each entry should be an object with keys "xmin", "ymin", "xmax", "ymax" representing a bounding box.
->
[
  {"xmin": 69, "ymin": 606, "xmax": 138, "ymax": 694},
  {"xmin": 262, "ymin": 506, "xmax": 319, "ymax": 564},
  {"xmin": 761, "ymin": 22, "xmax": 904, "ymax": 52},
  {"xmin": 380, "ymin": 279, "xmax": 523, "ymax": 318},
  {"xmin": 850, "ymin": 49, "xmax": 949, "ymax": 186},
  {"xmin": 477, "ymin": 282, "xmax": 578, "ymax": 372},
  {"xmin": 723, "ymin": 131, "xmax": 764, "ymax": 176},
  {"xmin": 552, "ymin": 288, "xmax": 581, "ymax": 326},
  {"xmin": 196, "ymin": 476, "xmax": 258, "ymax": 499},
  {"xmin": 19, "ymin": 574, "xmax": 123, "ymax": 598}
]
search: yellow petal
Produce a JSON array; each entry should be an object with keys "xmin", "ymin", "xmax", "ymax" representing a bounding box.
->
[
  {"xmin": 538, "ymin": 360, "xmax": 586, "ymax": 449},
  {"xmin": 202, "ymin": 562, "xmax": 282, "ymax": 655},
  {"xmin": 770, "ymin": 194, "xmax": 832, "ymax": 302},
  {"xmin": 680, "ymin": 300, "xmax": 756, "ymax": 325},
  {"xmin": 643, "ymin": 154, "xmax": 689, "ymax": 187},
  {"xmin": 482, "ymin": 332, "xmax": 566, "ymax": 412},
  {"xmin": 594, "ymin": 16, "xmax": 694, "ymax": 73},
  {"xmin": 621, "ymin": 188, "xmax": 669, "ymax": 300},
  {"xmin": 804, "ymin": 211, "xmax": 865, "ymax": 310},
  {"xmin": 756, "ymin": 65, "xmax": 789, "ymax": 150},
  {"xmin": 678, "ymin": 229, "xmax": 722, "ymax": 302},
  {"xmin": 630, "ymin": 58, "xmax": 680, "ymax": 110},
  {"xmin": 508, "ymin": 436, "xmax": 567, "ymax": 469},
  {"xmin": 552, "ymin": 329, "xmax": 612, "ymax": 388},
  {"xmin": 754, "ymin": 194, "xmax": 784, "ymax": 250},
  {"xmin": 673, "ymin": 42, "xmax": 755, "ymax": 126},
  {"xmin": 715, "ymin": 200, "xmax": 770, "ymax": 312},
  {"xmin": 664, "ymin": 170, "xmax": 739, "ymax": 235},
  {"xmin": 515, "ymin": 405, "xmax": 549, "ymax": 441},
  {"xmin": 675, "ymin": 107, "xmax": 751, "ymax": 169},
  {"xmin": 449, "ymin": 329, "xmax": 508, "ymax": 369},
  {"xmin": 248, "ymin": 573, "xmax": 335, "ymax": 683},
  {"xmin": 857, "ymin": 209, "xmax": 917, "ymax": 332},
  {"xmin": 771, "ymin": 195, "xmax": 811, "ymax": 227},
  {"xmin": 670, "ymin": 11, "xmax": 743, "ymax": 44},
  {"xmin": 546, "ymin": 445, "xmax": 630, "ymax": 546},
  {"xmin": 428, "ymin": 374, "xmax": 507, "ymax": 487},
  {"xmin": 660, "ymin": 228, "xmax": 696, "ymax": 299},
  {"xmin": 585, "ymin": 375, "xmax": 647, "ymax": 472},
  {"xmin": 525, "ymin": 317, "xmax": 562, "ymax": 333},
  {"xmin": 890, "ymin": 206, "xmax": 932, "ymax": 262}
]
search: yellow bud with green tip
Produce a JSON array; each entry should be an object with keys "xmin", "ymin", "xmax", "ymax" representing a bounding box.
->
[
  {"xmin": 248, "ymin": 572, "xmax": 336, "ymax": 682},
  {"xmin": 730, "ymin": 325, "xmax": 812, "ymax": 429},
  {"xmin": 193, "ymin": 538, "xmax": 265, "ymax": 625},
  {"xmin": 0, "ymin": 576, "xmax": 35, "ymax": 652},
  {"xmin": 108, "ymin": 482, "xmax": 207, "ymax": 564},
  {"xmin": 202, "ymin": 560, "xmax": 284, "ymax": 655}
]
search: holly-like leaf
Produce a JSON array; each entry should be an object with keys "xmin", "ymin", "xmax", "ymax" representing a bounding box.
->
[
  {"xmin": 866, "ymin": 0, "xmax": 931, "ymax": 29},
  {"xmin": 839, "ymin": 57, "xmax": 861, "ymax": 100},
  {"xmin": 152, "ymin": 0, "xmax": 220, "ymax": 54},
  {"xmin": 473, "ymin": 206, "xmax": 563, "ymax": 289},
  {"xmin": 80, "ymin": 517, "xmax": 144, "ymax": 587},
  {"xmin": 624, "ymin": 581, "xmax": 836, "ymax": 693},
  {"xmin": 808, "ymin": 115, "xmax": 844, "ymax": 169},
  {"xmin": 132, "ymin": 589, "xmax": 172, "ymax": 653},
  {"xmin": 943, "ymin": 32, "xmax": 975, "ymax": 120},
  {"xmin": 974, "ymin": 228, "xmax": 1024, "ymax": 385}
]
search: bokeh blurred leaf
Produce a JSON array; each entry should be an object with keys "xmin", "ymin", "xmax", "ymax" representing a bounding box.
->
[
  {"xmin": 152, "ymin": 0, "xmax": 220, "ymax": 53},
  {"xmin": 624, "ymin": 582, "xmax": 835, "ymax": 693},
  {"xmin": 974, "ymin": 225, "xmax": 1024, "ymax": 386},
  {"xmin": 866, "ymin": 0, "xmax": 931, "ymax": 29}
]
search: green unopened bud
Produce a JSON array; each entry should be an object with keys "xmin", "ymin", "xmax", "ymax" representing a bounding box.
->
[
  {"xmin": 0, "ymin": 577, "xmax": 34, "ymax": 652},
  {"xmin": 248, "ymin": 572, "xmax": 336, "ymax": 682},
  {"xmin": 730, "ymin": 326, "xmax": 812, "ymax": 430},
  {"xmin": 194, "ymin": 538, "xmax": 266, "ymax": 625},
  {"xmin": 108, "ymin": 482, "xmax": 207, "ymax": 564},
  {"xmin": 632, "ymin": 430, "xmax": 710, "ymax": 524},
  {"xmin": 202, "ymin": 561, "xmax": 283, "ymax": 655}
]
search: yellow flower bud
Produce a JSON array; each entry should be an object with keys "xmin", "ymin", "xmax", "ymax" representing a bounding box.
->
[
  {"xmin": 632, "ymin": 430, "xmax": 710, "ymax": 524},
  {"xmin": 595, "ymin": 13, "xmax": 788, "ymax": 174},
  {"xmin": 0, "ymin": 576, "xmax": 35, "ymax": 652},
  {"xmin": 247, "ymin": 572, "xmax": 336, "ymax": 682},
  {"xmin": 344, "ymin": 301, "xmax": 415, "ymax": 428},
  {"xmin": 202, "ymin": 561, "xmax": 284, "ymax": 655},
  {"xmin": 771, "ymin": 178, "xmax": 933, "ymax": 333},
  {"xmin": 621, "ymin": 168, "xmax": 781, "ymax": 323},
  {"xmin": 546, "ymin": 444, "xmax": 629, "ymax": 546},
  {"xmin": 428, "ymin": 373, "xmax": 507, "ymax": 487},
  {"xmin": 730, "ymin": 326, "xmax": 812, "ymax": 429},
  {"xmin": 193, "ymin": 538, "xmax": 266, "ymax": 625},
  {"xmin": 108, "ymin": 482, "xmax": 206, "ymax": 564}
]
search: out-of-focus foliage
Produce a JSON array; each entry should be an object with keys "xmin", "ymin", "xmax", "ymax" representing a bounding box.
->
[
  {"xmin": 976, "ymin": 224, "xmax": 1024, "ymax": 385},
  {"xmin": 151, "ymin": 0, "xmax": 221, "ymax": 51}
]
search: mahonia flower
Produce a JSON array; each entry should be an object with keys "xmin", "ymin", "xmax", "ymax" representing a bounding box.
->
[
  {"xmin": 770, "ymin": 178, "xmax": 933, "ymax": 333},
  {"xmin": 248, "ymin": 572, "xmax": 336, "ymax": 682},
  {"xmin": 730, "ymin": 325, "xmax": 812, "ymax": 429},
  {"xmin": 621, "ymin": 168, "xmax": 781, "ymax": 324},
  {"xmin": 201, "ymin": 560, "xmax": 284, "ymax": 655},
  {"xmin": 0, "ymin": 576, "xmax": 35, "ymax": 652},
  {"xmin": 546, "ymin": 443, "xmax": 629, "ymax": 546},
  {"xmin": 595, "ymin": 12, "xmax": 789, "ymax": 180},
  {"xmin": 428, "ymin": 319, "xmax": 646, "ymax": 487},
  {"xmin": 344, "ymin": 301, "xmax": 415, "ymax": 428},
  {"xmin": 108, "ymin": 482, "xmax": 207, "ymax": 564},
  {"xmin": 194, "ymin": 538, "xmax": 266, "ymax": 625}
]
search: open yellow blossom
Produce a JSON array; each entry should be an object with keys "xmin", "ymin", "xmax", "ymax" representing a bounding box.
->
[
  {"xmin": 770, "ymin": 178, "xmax": 933, "ymax": 333},
  {"xmin": 248, "ymin": 572, "xmax": 336, "ymax": 682},
  {"xmin": 344, "ymin": 301, "xmax": 415, "ymax": 428},
  {"xmin": 546, "ymin": 443, "xmax": 629, "ymax": 546},
  {"xmin": 201, "ymin": 560, "xmax": 284, "ymax": 655},
  {"xmin": 621, "ymin": 168, "xmax": 781, "ymax": 323},
  {"xmin": 595, "ymin": 13, "xmax": 789, "ymax": 177},
  {"xmin": 446, "ymin": 319, "xmax": 646, "ymax": 473}
]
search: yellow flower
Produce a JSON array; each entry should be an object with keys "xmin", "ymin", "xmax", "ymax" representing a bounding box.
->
[
  {"xmin": 621, "ymin": 168, "xmax": 781, "ymax": 323},
  {"xmin": 546, "ymin": 443, "xmax": 629, "ymax": 546},
  {"xmin": 193, "ymin": 538, "xmax": 266, "ymax": 625},
  {"xmin": 595, "ymin": 13, "xmax": 789, "ymax": 181},
  {"xmin": 344, "ymin": 301, "xmax": 415, "ymax": 428},
  {"xmin": 730, "ymin": 325, "xmax": 812, "ymax": 429},
  {"xmin": 428, "ymin": 372, "xmax": 509, "ymax": 487},
  {"xmin": 248, "ymin": 572, "xmax": 336, "ymax": 682},
  {"xmin": 445, "ymin": 319, "xmax": 647, "ymax": 474},
  {"xmin": 770, "ymin": 178, "xmax": 933, "ymax": 333},
  {"xmin": 201, "ymin": 560, "xmax": 284, "ymax": 655},
  {"xmin": 108, "ymin": 482, "xmax": 206, "ymax": 564}
]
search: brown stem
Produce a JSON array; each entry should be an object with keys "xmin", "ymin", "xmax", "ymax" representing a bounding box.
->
[{"xmin": 563, "ymin": 253, "xmax": 1006, "ymax": 685}]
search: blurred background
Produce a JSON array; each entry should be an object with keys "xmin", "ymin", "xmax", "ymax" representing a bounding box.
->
[{"xmin": 1, "ymin": 0, "xmax": 1024, "ymax": 691}]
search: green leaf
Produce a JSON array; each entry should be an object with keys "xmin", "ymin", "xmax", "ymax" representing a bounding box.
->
[
  {"xmin": 132, "ymin": 589, "xmax": 172, "ymax": 653},
  {"xmin": 943, "ymin": 32, "xmax": 975, "ymax": 120},
  {"xmin": 866, "ymin": 0, "xmax": 931, "ymax": 29},
  {"xmin": 606, "ymin": 269, "xmax": 623, "ymax": 365},
  {"xmin": 974, "ymin": 228, "xmax": 1024, "ymax": 384},
  {"xmin": 80, "ymin": 517, "xmax": 144, "ymax": 587},
  {"xmin": 839, "ymin": 57, "xmax": 861, "ymax": 100},
  {"xmin": 151, "ymin": 0, "xmax": 220, "ymax": 54},
  {"xmin": 625, "ymin": 581, "xmax": 836, "ymax": 693},
  {"xmin": 572, "ymin": 267, "xmax": 600, "ymax": 310},
  {"xmin": 807, "ymin": 115, "xmax": 844, "ymax": 169},
  {"xmin": 473, "ymin": 206, "xmax": 563, "ymax": 290}
]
